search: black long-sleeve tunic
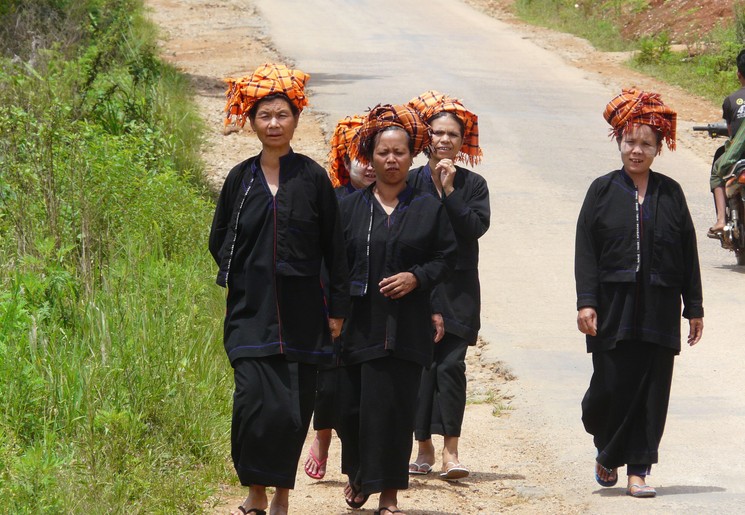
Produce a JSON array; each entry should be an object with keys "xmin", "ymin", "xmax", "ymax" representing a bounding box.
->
[
  {"xmin": 575, "ymin": 169, "xmax": 703, "ymax": 354},
  {"xmin": 339, "ymin": 184, "xmax": 457, "ymax": 367},
  {"xmin": 407, "ymin": 164, "xmax": 490, "ymax": 344},
  {"xmin": 209, "ymin": 150, "xmax": 350, "ymax": 364}
]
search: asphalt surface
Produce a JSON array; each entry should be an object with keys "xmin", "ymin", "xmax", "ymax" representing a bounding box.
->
[{"xmin": 253, "ymin": 1, "xmax": 745, "ymax": 512}]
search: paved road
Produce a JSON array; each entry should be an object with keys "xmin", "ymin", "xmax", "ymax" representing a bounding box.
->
[{"xmin": 255, "ymin": 1, "xmax": 745, "ymax": 512}]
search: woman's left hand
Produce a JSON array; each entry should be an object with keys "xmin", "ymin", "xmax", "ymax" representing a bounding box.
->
[
  {"xmin": 329, "ymin": 317, "xmax": 344, "ymax": 339},
  {"xmin": 688, "ymin": 317, "xmax": 703, "ymax": 346},
  {"xmin": 432, "ymin": 313, "xmax": 444, "ymax": 343},
  {"xmin": 379, "ymin": 272, "xmax": 418, "ymax": 299}
]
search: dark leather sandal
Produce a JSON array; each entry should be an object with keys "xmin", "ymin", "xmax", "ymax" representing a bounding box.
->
[
  {"xmin": 344, "ymin": 483, "xmax": 369, "ymax": 509},
  {"xmin": 236, "ymin": 507, "xmax": 266, "ymax": 515}
]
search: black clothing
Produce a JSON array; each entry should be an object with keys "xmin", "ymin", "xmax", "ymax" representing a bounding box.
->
[
  {"xmin": 722, "ymin": 86, "xmax": 745, "ymax": 136},
  {"xmin": 408, "ymin": 165, "xmax": 490, "ymax": 343},
  {"xmin": 408, "ymin": 163, "xmax": 489, "ymax": 441},
  {"xmin": 310, "ymin": 182, "xmax": 364, "ymax": 430},
  {"xmin": 339, "ymin": 184, "xmax": 457, "ymax": 367},
  {"xmin": 581, "ymin": 341, "xmax": 675, "ymax": 470},
  {"xmin": 575, "ymin": 169, "xmax": 703, "ymax": 354},
  {"xmin": 231, "ymin": 357, "xmax": 316, "ymax": 488},
  {"xmin": 209, "ymin": 150, "xmax": 350, "ymax": 364},
  {"xmin": 335, "ymin": 357, "xmax": 422, "ymax": 495},
  {"xmin": 335, "ymin": 181, "xmax": 455, "ymax": 496},
  {"xmin": 414, "ymin": 334, "xmax": 468, "ymax": 440},
  {"xmin": 335, "ymin": 182, "xmax": 358, "ymax": 201},
  {"xmin": 576, "ymin": 168, "xmax": 703, "ymax": 474},
  {"xmin": 312, "ymin": 367, "xmax": 341, "ymax": 430}
]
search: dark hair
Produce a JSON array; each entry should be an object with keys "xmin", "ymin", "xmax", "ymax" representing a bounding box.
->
[
  {"xmin": 737, "ymin": 49, "xmax": 745, "ymax": 77},
  {"xmin": 361, "ymin": 126, "xmax": 413, "ymax": 162},
  {"xmin": 423, "ymin": 112, "xmax": 464, "ymax": 158},
  {"xmin": 247, "ymin": 93, "xmax": 299, "ymax": 121}
]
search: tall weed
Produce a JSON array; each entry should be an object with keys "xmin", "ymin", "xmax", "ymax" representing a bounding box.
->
[{"xmin": 0, "ymin": 0, "xmax": 231, "ymax": 511}]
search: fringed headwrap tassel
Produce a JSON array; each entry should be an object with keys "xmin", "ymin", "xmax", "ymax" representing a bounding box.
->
[{"xmin": 328, "ymin": 115, "xmax": 364, "ymax": 187}]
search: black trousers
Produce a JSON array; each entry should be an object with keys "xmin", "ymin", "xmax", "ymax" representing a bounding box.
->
[
  {"xmin": 414, "ymin": 334, "xmax": 468, "ymax": 440},
  {"xmin": 312, "ymin": 365, "xmax": 341, "ymax": 430},
  {"xmin": 231, "ymin": 356, "xmax": 316, "ymax": 489},
  {"xmin": 581, "ymin": 341, "xmax": 675, "ymax": 470},
  {"xmin": 335, "ymin": 356, "xmax": 422, "ymax": 495}
]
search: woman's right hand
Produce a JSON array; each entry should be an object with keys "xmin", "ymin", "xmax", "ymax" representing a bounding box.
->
[{"xmin": 577, "ymin": 307, "xmax": 598, "ymax": 336}]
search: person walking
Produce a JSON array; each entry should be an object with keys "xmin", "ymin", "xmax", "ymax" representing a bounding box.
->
[
  {"xmin": 209, "ymin": 63, "xmax": 350, "ymax": 515},
  {"xmin": 406, "ymin": 91, "xmax": 490, "ymax": 480},
  {"xmin": 575, "ymin": 89, "xmax": 704, "ymax": 499}
]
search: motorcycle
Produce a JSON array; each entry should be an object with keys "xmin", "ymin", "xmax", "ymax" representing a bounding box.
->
[{"xmin": 694, "ymin": 121, "xmax": 745, "ymax": 265}]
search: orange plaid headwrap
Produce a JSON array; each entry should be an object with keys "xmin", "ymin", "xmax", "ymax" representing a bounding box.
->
[
  {"xmin": 328, "ymin": 115, "xmax": 364, "ymax": 188},
  {"xmin": 349, "ymin": 104, "xmax": 430, "ymax": 166},
  {"xmin": 407, "ymin": 90, "xmax": 483, "ymax": 166},
  {"xmin": 603, "ymin": 89, "xmax": 676, "ymax": 152},
  {"xmin": 223, "ymin": 63, "xmax": 310, "ymax": 128}
]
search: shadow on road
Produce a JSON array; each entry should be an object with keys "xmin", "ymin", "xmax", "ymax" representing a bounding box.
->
[{"xmin": 594, "ymin": 484, "xmax": 726, "ymax": 496}]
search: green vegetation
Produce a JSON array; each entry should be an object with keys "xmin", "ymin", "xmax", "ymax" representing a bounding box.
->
[
  {"xmin": 0, "ymin": 0, "xmax": 231, "ymax": 512},
  {"xmin": 514, "ymin": 0, "xmax": 633, "ymax": 52},
  {"xmin": 513, "ymin": 0, "xmax": 745, "ymax": 104}
]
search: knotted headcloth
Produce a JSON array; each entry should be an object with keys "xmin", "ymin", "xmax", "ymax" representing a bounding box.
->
[
  {"xmin": 328, "ymin": 115, "xmax": 364, "ymax": 187},
  {"xmin": 349, "ymin": 104, "xmax": 430, "ymax": 165},
  {"xmin": 224, "ymin": 63, "xmax": 310, "ymax": 127},
  {"xmin": 603, "ymin": 89, "xmax": 676, "ymax": 152},
  {"xmin": 407, "ymin": 90, "xmax": 483, "ymax": 166}
]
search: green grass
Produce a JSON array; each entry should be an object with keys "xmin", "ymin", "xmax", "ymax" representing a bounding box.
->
[
  {"xmin": 0, "ymin": 0, "xmax": 233, "ymax": 511},
  {"xmin": 514, "ymin": 0, "xmax": 633, "ymax": 51},
  {"xmin": 512, "ymin": 0, "xmax": 745, "ymax": 106}
]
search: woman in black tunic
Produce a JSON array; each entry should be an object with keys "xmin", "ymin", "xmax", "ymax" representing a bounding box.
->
[
  {"xmin": 336, "ymin": 104, "xmax": 457, "ymax": 515},
  {"xmin": 575, "ymin": 89, "xmax": 703, "ymax": 498},
  {"xmin": 406, "ymin": 91, "xmax": 490, "ymax": 480},
  {"xmin": 304, "ymin": 115, "xmax": 376, "ymax": 481},
  {"xmin": 209, "ymin": 63, "xmax": 349, "ymax": 515}
]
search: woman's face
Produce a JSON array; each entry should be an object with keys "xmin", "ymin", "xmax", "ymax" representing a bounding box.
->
[
  {"xmin": 249, "ymin": 97, "xmax": 299, "ymax": 151},
  {"xmin": 429, "ymin": 114, "xmax": 463, "ymax": 162},
  {"xmin": 618, "ymin": 124, "xmax": 661, "ymax": 176},
  {"xmin": 348, "ymin": 159, "xmax": 376, "ymax": 189},
  {"xmin": 372, "ymin": 128, "xmax": 413, "ymax": 186}
]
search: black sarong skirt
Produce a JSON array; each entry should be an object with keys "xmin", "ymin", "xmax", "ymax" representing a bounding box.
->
[
  {"xmin": 335, "ymin": 356, "xmax": 422, "ymax": 495},
  {"xmin": 231, "ymin": 355, "xmax": 316, "ymax": 489},
  {"xmin": 581, "ymin": 340, "xmax": 675, "ymax": 469}
]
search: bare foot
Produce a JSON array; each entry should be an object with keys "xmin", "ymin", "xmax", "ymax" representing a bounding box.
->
[{"xmin": 269, "ymin": 487, "xmax": 289, "ymax": 515}]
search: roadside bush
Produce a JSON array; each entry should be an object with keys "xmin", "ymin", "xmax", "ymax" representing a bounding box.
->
[{"xmin": 0, "ymin": 0, "xmax": 231, "ymax": 512}]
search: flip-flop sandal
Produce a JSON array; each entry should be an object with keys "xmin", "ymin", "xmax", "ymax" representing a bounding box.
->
[
  {"xmin": 594, "ymin": 462, "xmax": 618, "ymax": 487},
  {"xmin": 440, "ymin": 461, "xmax": 470, "ymax": 480},
  {"xmin": 408, "ymin": 461, "xmax": 433, "ymax": 475},
  {"xmin": 707, "ymin": 228, "xmax": 724, "ymax": 239},
  {"xmin": 626, "ymin": 483, "xmax": 656, "ymax": 498},
  {"xmin": 304, "ymin": 446, "xmax": 327, "ymax": 480},
  {"xmin": 344, "ymin": 483, "xmax": 369, "ymax": 509},
  {"xmin": 374, "ymin": 508, "xmax": 404, "ymax": 515},
  {"xmin": 235, "ymin": 507, "xmax": 266, "ymax": 515}
]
